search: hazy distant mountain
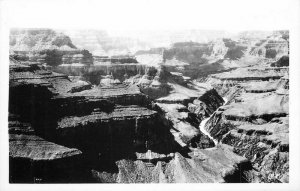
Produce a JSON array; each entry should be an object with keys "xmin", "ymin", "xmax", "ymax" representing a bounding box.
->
[
  {"xmin": 61, "ymin": 29, "xmax": 235, "ymax": 56},
  {"xmin": 10, "ymin": 28, "xmax": 77, "ymax": 52}
]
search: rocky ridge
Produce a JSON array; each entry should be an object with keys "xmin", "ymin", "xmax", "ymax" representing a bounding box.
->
[
  {"xmin": 199, "ymin": 55, "xmax": 289, "ymax": 182},
  {"xmin": 10, "ymin": 29, "xmax": 94, "ymax": 67},
  {"xmin": 9, "ymin": 56, "xmax": 250, "ymax": 183}
]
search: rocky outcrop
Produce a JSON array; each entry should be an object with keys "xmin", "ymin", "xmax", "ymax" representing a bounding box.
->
[
  {"xmin": 55, "ymin": 105, "xmax": 177, "ymax": 157},
  {"xmin": 66, "ymin": 80, "xmax": 92, "ymax": 93},
  {"xmin": 91, "ymin": 146, "xmax": 251, "ymax": 183},
  {"xmin": 250, "ymin": 33, "xmax": 289, "ymax": 59},
  {"xmin": 123, "ymin": 65, "xmax": 226, "ymax": 150},
  {"xmin": 210, "ymin": 67, "xmax": 288, "ymax": 81},
  {"xmin": 189, "ymin": 89, "xmax": 224, "ymax": 118},
  {"xmin": 271, "ymin": 56, "xmax": 289, "ymax": 67},
  {"xmin": 9, "ymin": 60, "xmax": 152, "ymax": 182},
  {"xmin": 10, "ymin": 29, "xmax": 77, "ymax": 51},
  {"xmin": 202, "ymin": 65, "xmax": 288, "ymax": 101},
  {"xmin": 208, "ymin": 116, "xmax": 289, "ymax": 183},
  {"xmin": 61, "ymin": 50, "xmax": 93, "ymax": 66},
  {"xmin": 154, "ymin": 103, "xmax": 214, "ymax": 149},
  {"xmin": 202, "ymin": 63, "xmax": 289, "ymax": 182},
  {"xmin": 72, "ymin": 84, "xmax": 151, "ymax": 107},
  {"xmin": 156, "ymin": 31, "xmax": 289, "ymax": 81},
  {"xmin": 137, "ymin": 66, "xmax": 173, "ymax": 100},
  {"xmin": 10, "ymin": 29, "xmax": 93, "ymax": 67},
  {"xmin": 54, "ymin": 64, "xmax": 148, "ymax": 85},
  {"xmin": 99, "ymin": 74, "xmax": 121, "ymax": 86},
  {"xmin": 9, "ymin": 133, "xmax": 82, "ymax": 160},
  {"xmin": 163, "ymin": 42, "xmax": 213, "ymax": 64},
  {"xmin": 11, "ymin": 58, "xmax": 208, "ymax": 183},
  {"xmin": 9, "ymin": 133, "xmax": 84, "ymax": 183},
  {"xmin": 223, "ymin": 38, "xmax": 247, "ymax": 60},
  {"xmin": 211, "ymin": 39, "xmax": 228, "ymax": 58},
  {"xmin": 9, "ymin": 112, "xmax": 84, "ymax": 183},
  {"xmin": 135, "ymin": 66, "xmax": 213, "ymax": 105}
]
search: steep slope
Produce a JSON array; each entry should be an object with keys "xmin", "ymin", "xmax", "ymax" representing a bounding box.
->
[
  {"xmin": 9, "ymin": 58, "xmax": 251, "ymax": 183},
  {"xmin": 200, "ymin": 55, "xmax": 289, "ymax": 182}
]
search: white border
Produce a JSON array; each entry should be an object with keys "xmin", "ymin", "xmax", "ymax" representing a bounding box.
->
[{"xmin": 1, "ymin": 0, "xmax": 300, "ymax": 190}]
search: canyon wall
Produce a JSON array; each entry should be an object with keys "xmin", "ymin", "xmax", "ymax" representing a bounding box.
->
[
  {"xmin": 10, "ymin": 29, "xmax": 94, "ymax": 67},
  {"xmin": 8, "ymin": 29, "xmax": 290, "ymax": 183},
  {"xmin": 199, "ymin": 56, "xmax": 289, "ymax": 182},
  {"xmin": 9, "ymin": 57, "xmax": 251, "ymax": 183},
  {"xmin": 54, "ymin": 64, "xmax": 148, "ymax": 85}
]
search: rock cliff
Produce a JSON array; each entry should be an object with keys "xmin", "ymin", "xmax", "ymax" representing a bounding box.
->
[
  {"xmin": 200, "ymin": 57, "xmax": 289, "ymax": 182},
  {"xmin": 10, "ymin": 29, "xmax": 94, "ymax": 67},
  {"xmin": 9, "ymin": 59, "xmax": 164, "ymax": 182},
  {"xmin": 125, "ymin": 66, "xmax": 225, "ymax": 151},
  {"xmin": 9, "ymin": 57, "xmax": 250, "ymax": 183},
  {"xmin": 92, "ymin": 148, "xmax": 251, "ymax": 183}
]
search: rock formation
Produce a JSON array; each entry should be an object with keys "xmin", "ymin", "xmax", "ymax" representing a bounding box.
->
[
  {"xmin": 10, "ymin": 29, "xmax": 94, "ymax": 67},
  {"xmin": 8, "ymin": 29, "xmax": 289, "ymax": 184},
  {"xmin": 271, "ymin": 56, "xmax": 289, "ymax": 67},
  {"xmin": 9, "ymin": 55, "xmax": 250, "ymax": 183},
  {"xmin": 199, "ymin": 55, "xmax": 289, "ymax": 182}
]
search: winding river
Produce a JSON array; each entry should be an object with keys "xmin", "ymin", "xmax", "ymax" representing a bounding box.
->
[{"xmin": 198, "ymin": 97, "xmax": 228, "ymax": 146}]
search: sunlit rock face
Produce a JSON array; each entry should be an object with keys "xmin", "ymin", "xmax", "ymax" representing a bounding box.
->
[
  {"xmin": 123, "ymin": 65, "xmax": 225, "ymax": 151},
  {"xmin": 99, "ymin": 75, "xmax": 121, "ymax": 87},
  {"xmin": 143, "ymin": 31, "xmax": 288, "ymax": 80},
  {"xmin": 92, "ymin": 149, "xmax": 250, "ymax": 183},
  {"xmin": 18, "ymin": 29, "xmax": 288, "ymax": 85},
  {"xmin": 200, "ymin": 53, "xmax": 289, "ymax": 182},
  {"xmin": 54, "ymin": 64, "xmax": 148, "ymax": 85},
  {"xmin": 189, "ymin": 89, "xmax": 224, "ymax": 119},
  {"xmin": 193, "ymin": 31, "xmax": 290, "ymax": 183},
  {"xmin": 210, "ymin": 39, "xmax": 228, "ymax": 58},
  {"xmin": 61, "ymin": 50, "xmax": 93, "ymax": 66},
  {"xmin": 134, "ymin": 40, "xmax": 231, "ymax": 79},
  {"xmin": 249, "ymin": 31, "xmax": 289, "ymax": 59},
  {"xmin": 163, "ymin": 42, "xmax": 214, "ymax": 64}
]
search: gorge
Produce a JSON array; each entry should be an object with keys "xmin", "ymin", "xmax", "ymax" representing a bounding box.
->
[{"xmin": 8, "ymin": 28, "xmax": 289, "ymax": 183}]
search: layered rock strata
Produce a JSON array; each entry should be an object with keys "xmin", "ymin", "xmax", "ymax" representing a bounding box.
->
[
  {"xmin": 201, "ymin": 60, "xmax": 289, "ymax": 182},
  {"xmin": 92, "ymin": 147, "xmax": 251, "ymax": 183},
  {"xmin": 9, "ymin": 60, "xmax": 166, "ymax": 183},
  {"xmin": 9, "ymin": 57, "xmax": 250, "ymax": 183},
  {"xmin": 10, "ymin": 29, "xmax": 94, "ymax": 67}
]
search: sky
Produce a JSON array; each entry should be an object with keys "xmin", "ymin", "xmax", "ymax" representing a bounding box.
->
[{"xmin": 1, "ymin": 0, "xmax": 299, "ymax": 34}]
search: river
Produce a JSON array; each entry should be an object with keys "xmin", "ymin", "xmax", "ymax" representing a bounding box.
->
[{"xmin": 198, "ymin": 97, "xmax": 228, "ymax": 146}]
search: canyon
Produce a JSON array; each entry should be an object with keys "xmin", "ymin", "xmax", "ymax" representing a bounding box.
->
[{"xmin": 8, "ymin": 29, "xmax": 289, "ymax": 183}]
